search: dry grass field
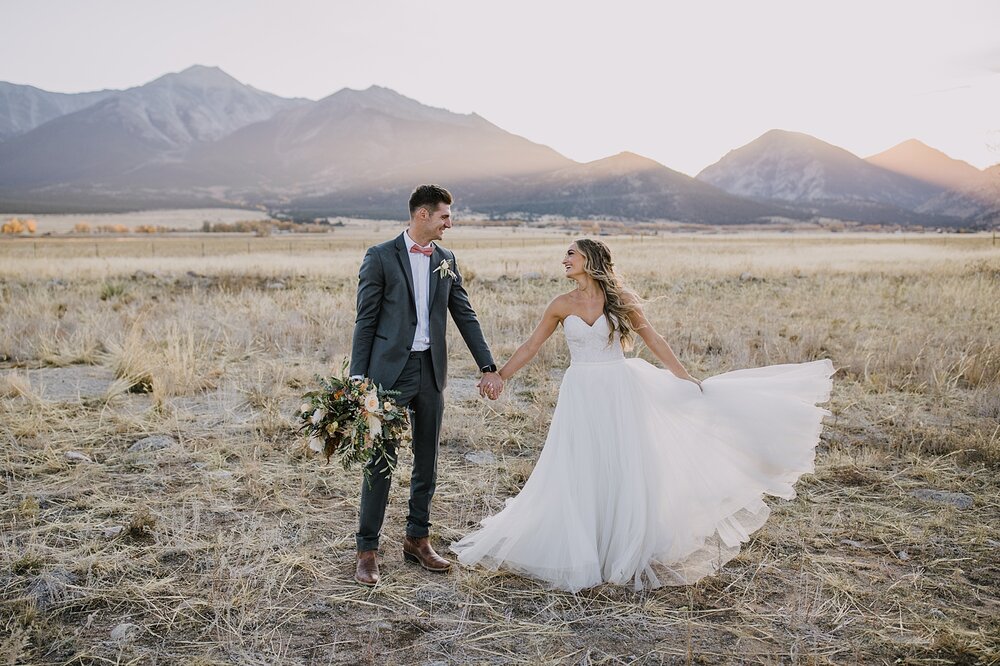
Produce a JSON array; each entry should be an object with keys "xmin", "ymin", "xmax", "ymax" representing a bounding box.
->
[{"xmin": 1, "ymin": 230, "xmax": 998, "ymax": 665}]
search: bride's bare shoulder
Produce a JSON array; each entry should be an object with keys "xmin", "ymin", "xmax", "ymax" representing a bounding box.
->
[
  {"xmin": 622, "ymin": 289, "xmax": 642, "ymax": 305},
  {"xmin": 545, "ymin": 293, "xmax": 575, "ymax": 319}
]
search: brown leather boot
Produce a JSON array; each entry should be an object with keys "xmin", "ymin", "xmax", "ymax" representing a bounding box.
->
[
  {"xmin": 355, "ymin": 549, "xmax": 380, "ymax": 586},
  {"xmin": 402, "ymin": 535, "xmax": 451, "ymax": 572}
]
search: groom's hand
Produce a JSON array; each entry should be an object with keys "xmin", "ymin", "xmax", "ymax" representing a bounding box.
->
[{"xmin": 477, "ymin": 372, "xmax": 504, "ymax": 400}]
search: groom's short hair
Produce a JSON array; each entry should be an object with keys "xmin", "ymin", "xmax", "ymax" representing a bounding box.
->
[{"xmin": 409, "ymin": 184, "xmax": 453, "ymax": 217}]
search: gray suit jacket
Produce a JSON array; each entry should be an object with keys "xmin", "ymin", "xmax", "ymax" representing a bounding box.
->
[{"xmin": 350, "ymin": 233, "xmax": 494, "ymax": 392}]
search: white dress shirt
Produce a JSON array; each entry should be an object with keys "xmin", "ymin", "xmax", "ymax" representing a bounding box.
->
[{"xmin": 403, "ymin": 230, "xmax": 432, "ymax": 351}]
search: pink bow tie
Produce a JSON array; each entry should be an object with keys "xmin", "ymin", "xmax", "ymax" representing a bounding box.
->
[{"xmin": 410, "ymin": 244, "xmax": 434, "ymax": 257}]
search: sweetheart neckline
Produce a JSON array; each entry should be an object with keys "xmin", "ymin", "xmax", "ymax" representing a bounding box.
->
[{"xmin": 566, "ymin": 313, "xmax": 607, "ymax": 328}]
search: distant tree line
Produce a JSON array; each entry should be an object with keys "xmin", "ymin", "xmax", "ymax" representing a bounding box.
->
[
  {"xmin": 201, "ymin": 219, "xmax": 334, "ymax": 235},
  {"xmin": 62, "ymin": 219, "xmax": 336, "ymax": 235},
  {"xmin": 71, "ymin": 223, "xmax": 165, "ymax": 234}
]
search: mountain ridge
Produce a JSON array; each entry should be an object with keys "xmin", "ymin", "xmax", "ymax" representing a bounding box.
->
[
  {"xmin": 866, "ymin": 139, "xmax": 987, "ymax": 191},
  {"xmin": 696, "ymin": 130, "xmax": 960, "ymax": 225},
  {"xmin": 0, "ymin": 82, "xmax": 118, "ymax": 141},
  {"xmin": 0, "ymin": 67, "xmax": 988, "ymax": 226}
]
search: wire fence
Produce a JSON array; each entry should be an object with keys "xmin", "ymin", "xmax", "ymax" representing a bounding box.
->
[
  {"xmin": 0, "ymin": 230, "xmax": 995, "ymax": 260},
  {"xmin": 0, "ymin": 233, "xmax": 644, "ymax": 260}
]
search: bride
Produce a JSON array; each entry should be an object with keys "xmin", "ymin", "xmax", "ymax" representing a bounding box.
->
[{"xmin": 450, "ymin": 239, "xmax": 834, "ymax": 592}]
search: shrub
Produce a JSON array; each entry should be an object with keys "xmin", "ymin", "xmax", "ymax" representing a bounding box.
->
[{"xmin": 2, "ymin": 217, "xmax": 36, "ymax": 234}]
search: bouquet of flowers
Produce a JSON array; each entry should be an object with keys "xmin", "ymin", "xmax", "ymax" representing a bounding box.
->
[{"xmin": 297, "ymin": 362, "xmax": 410, "ymax": 484}]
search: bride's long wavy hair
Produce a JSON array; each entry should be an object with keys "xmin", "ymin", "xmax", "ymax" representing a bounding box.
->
[{"xmin": 573, "ymin": 239, "xmax": 639, "ymax": 350}]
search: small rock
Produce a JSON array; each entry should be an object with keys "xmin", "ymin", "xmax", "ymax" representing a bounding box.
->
[
  {"xmin": 176, "ymin": 599, "xmax": 206, "ymax": 611},
  {"xmin": 928, "ymin": 608, "xmax": 947, "ymax": 620},
  {"xmin": 132, "ymin": 270, "xmax": 150, "ymax": 280},
  {"xmin": 897, "ymin": 550, "xmax": 910, "ymax": 561},
  {"xmin": 110, "ymin": 622, "xmax": 139, "ymax": 642},
  {"xmin": 464, "ymin": 451, "xmax": 496, "ymax": 465},
  {"xmin": 206, "ymin": 470, "xmax": 233, "ymax": 480},
  {"xmin": 521, "ymin": 271, "xmax": 543, "ymax": 280},
  {"xmin": 265, "ymin": 280, "xmax": 286, "ymax": 290},
  {"xmin": 369, "ymin": 620, "xmax": 393, "ymax": 632},
  {"xmin": 191, "ymin": 462, "xmax": 208, "ymax": 470},
  {"xmin": 64, "ymin": 451, "xmax": 92, "ymax": 464},
  {"xmin": 414, "ymin": 584, "xmax": 460, "ymax": 609},
  {"xmin": 27, "ymin": 570, "xmax": 75, "ymax": 610},
  {"xmin": 228, "ymin": 564, "xmax": 257, "ymax": 578},
  {"xmin": 739, "ymin": 271, "xmax": 754, "ymax": 282},
  {"xmin": 840, "ymin": 539, "xmax": 868, "ymax": 549},
  {"xmin": 186, "ymin": 270, "xmax": 202, "ymax": 278},
  {"xmin": 911, "ymin": 489, "xmax": 973, "ymax": 510},
  {"xmin": 103, "ymin": 525, "xmax": 125, "ymax": 539},
  {"xmin": 128, "ymin": 435, "xmax": 176, "ymax": 453}
]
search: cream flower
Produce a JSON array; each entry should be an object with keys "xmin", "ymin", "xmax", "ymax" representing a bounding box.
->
[
  {"xmin": 383, "ymin": 401, "xmax": 393, "ymax": 411},
  {"xmin": 307, "ymin": 437, "xmax": 324, "ymax": 453},
  {"xmin": 364, "ymin": 391, "xmax": 380, "ymax": 413},
  {"xmin": 433, "ymin": 259, "xmax": 457, "ymax": 280},
  {"xmin": 299, "ymin": 402, "xmax": 311, "ymax": 414},
  {"xmin": 311, "ymin": 408, "xmax": 326, "ymax": 425}
]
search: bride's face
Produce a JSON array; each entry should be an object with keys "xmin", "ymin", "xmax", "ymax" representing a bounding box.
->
[{"xmin": 562, "ymin": 244, "xmax": 585, "ymax": 279}]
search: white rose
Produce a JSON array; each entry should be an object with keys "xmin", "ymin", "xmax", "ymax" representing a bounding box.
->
[
  {"xmin": 364, "ymin": 392, "xmax": 379, "ymax": 413},
  {"xmin": 311, "ymin": 408, "xmax": 326, "ymax": 425},
  {"xmin": 383, "ymin": 401, "xmax": 393, "ymax": 411}
]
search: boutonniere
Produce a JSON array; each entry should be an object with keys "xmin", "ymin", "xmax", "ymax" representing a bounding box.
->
[{"xmin": 433, "ymin": 259, "xmax": 457, "ymax": 280}]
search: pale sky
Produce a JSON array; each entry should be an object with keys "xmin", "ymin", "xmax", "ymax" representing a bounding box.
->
[{"xmin": 1, "ymin": 0, "xmax": 997, "ymax": 175}]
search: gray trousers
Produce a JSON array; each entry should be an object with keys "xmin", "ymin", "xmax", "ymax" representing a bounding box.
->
[{"xmin": 356, "ymin": 350, "xmax": 444, "ymax": 551}]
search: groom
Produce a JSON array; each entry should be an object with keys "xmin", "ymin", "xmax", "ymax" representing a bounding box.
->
[{"xmin": 350, "ymin": 184, "xmax": 503, "ymax": 586}]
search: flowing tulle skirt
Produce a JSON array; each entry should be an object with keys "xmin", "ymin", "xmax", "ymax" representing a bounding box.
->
[{"xmin": 450, "ymin": 358, "xmax": 834, "ymax": 592}]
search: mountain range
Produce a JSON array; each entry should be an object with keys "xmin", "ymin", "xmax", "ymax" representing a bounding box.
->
[
  {"xmin": 0, "ymin": 65, "xmax": 996, "ymax": 227},
  {"xmin": 696, "ymin": 131, "xmax": 985, "ymax": 226}
]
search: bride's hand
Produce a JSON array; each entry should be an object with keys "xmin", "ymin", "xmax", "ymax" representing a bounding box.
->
[{"xmin": 684, "ymin": 376, "xmax": 703, "ymax": 393}]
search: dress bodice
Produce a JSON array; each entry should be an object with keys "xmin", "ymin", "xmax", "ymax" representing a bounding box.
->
[{"xmin": 563, "ymin": 314, "xmax": 626, "ymax": 363}]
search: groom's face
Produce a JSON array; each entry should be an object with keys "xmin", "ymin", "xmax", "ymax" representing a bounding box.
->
[{"xmin": 413, "ymin": 203, "xmax": 452, "ymax": 244}]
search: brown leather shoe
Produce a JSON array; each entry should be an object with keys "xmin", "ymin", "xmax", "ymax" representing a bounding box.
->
[
  {"xmin": 402, "ymin": 535, "xmax": 451, "ymax": 572},
  {"xmin": 355, "ymin": 550, "xmax": 380, "ymax": 586}
]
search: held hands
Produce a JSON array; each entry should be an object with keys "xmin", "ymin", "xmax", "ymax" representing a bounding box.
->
[{"xmin": 477, "ymin": 372, "xmax": 504, "ymax": 400}]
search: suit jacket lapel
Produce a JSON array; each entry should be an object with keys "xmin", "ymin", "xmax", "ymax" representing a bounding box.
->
[
  {"xmin": 393, "ymin": 234, "xmax": 417, "ymax": 314},
  {"xmin": 428, "ymin": 245, "xmax": 444, "ymax": 308}
]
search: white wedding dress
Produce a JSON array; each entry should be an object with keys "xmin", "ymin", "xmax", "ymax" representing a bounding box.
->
[{"xmin": 451, "ymin": 314, "xmax": 834, "ymax": 592}]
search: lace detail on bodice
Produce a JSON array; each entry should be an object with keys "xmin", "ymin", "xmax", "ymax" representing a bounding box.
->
[{"xmin": 563, "ymin": 314, "xmax": 626, "ymax": 364}]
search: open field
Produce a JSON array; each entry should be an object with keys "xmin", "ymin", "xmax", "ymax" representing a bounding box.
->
[{"xmin": 1, "ymin": 231, "xmax": 999, "ymax": 664}]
